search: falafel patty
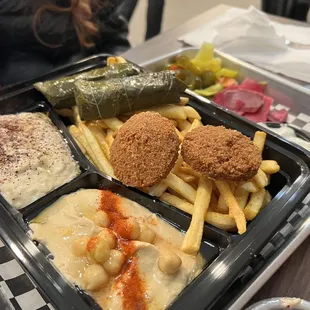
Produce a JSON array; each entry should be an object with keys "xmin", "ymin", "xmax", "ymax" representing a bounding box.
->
[
  {"xmin": 110, "ymin": 112, "xmax": 179, "ymax": 187},
  {"xmin": 181, "ymin": 125, "xmax": 262, "ymax": 181}
]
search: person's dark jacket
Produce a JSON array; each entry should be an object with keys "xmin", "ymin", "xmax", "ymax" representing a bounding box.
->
[{"xmin": 0, "ymin": 0, "xmax": 130, "ymax": 85}]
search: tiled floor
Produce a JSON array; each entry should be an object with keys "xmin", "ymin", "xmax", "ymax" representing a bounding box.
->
[{"xmin": 128, "ymin": 0, "xmax": 260, "ymax": 47}]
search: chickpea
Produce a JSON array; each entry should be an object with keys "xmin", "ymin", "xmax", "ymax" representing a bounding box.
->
[
  {"xmin": 72, "ymin": 236, "xmax": 90, "ymax": 257},
  {"xmin": 83, "ymin": 264, "xmax": 109, "ymax": 291},
  {"xmin": 138, "ymin": 224, "xmax": 156, "ymax": 244},
  {"xmin": 113, "ymin": 218, "xmax": 140, "ymax": 240},
  {"xmin": 87, "ymin": 238, "xmax": 110, "ymax": 263},
  {"xmin": 98, "ymin": 229, "xmax": 116, "ymax": 249},
  {"xmin": 94, "ymin": 210, "xmax": 110, "ymax": 228},
  {"xmin": 158, "ymin": 251, "xmax": 182, "ymax": 274},
  {"xmin": 103, "ymin": 250, "xmax": 125, "ymax": 276},
  {"xmin": 86, "ymin": 252, "xmax": 97, "ymax": 265}
]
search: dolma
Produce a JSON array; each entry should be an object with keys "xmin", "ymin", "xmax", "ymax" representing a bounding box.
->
[
  {"xmin": 74, "ymin": 71, "xmax": 187, "ymax": 120},
  {"xmin": 34, "ymin": 63, "xmax": 144, "ymax": 109}
]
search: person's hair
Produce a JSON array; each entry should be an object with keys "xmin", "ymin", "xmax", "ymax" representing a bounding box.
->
[{"xmin": 32, "ymin": 0, "xmax": 99, "ymax": 48}]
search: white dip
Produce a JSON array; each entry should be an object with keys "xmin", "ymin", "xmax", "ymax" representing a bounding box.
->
[
  {"xmin": 0, "ymin": 112, "xmax": 80, "ymax": 209},
  {"xmin": 30, "ymin": 189, "xmax": 204, "ymax": 310}
]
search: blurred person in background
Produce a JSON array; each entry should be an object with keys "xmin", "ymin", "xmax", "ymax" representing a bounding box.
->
[
  {"xmin": 119, "ymin": 0, "xmax": 165, "ymax": 40},
  {"xmin": 0, "ymin": 0, "xmax": 130, "ymax": 85}
]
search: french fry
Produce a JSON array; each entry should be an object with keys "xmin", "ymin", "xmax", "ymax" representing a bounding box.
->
[
  {"xmin": 189, "ymin": 182, "xmax": 198, "ymax": 191},
  {"xmin": 68, "ymin": 125, "xmax": 86, "ymax": 154},
  {"xmin": 107, "ymin": 56, "xmax": 127, "ymax": 65},
  {"xmin": 72, "ymin": 106, "xmax": 83, "ymax": 127},
  {"xmin": 209, "ymin": 193, "xmax": 219, "ymax": 211},
  {"xmin": 88, "ymin": 120, "xmax": 108, "ymax": 129},
  {"xmin": 69, "ymin": 125, "xmax": 98, "ymax": 165},
  {"xmin": 150, "ymin": 152, "xmax": 184, "ymax": 197},
  {"xmin": 244, "ymin": 189, "xmax": 266, "ymax": 221},
  {"xmin": 234, "ymin": 186, "xmax": 249, "ymax": 210},
  {"xmin": 215, "ymin": 180, "xmax": 246, "ymax": 234},
  {"xmin": 205, "ymin": 212, "xmax": 237, "ymax": 231},
  {"xmin": 179, "ymin": 166, "xmax": 201, "ymax": 178},
  {"xmin": 175, "ymin": 171, "xmax": 197, "ymax": 184},
  {"xmin": 179, "ymin": 97, "xmax": 189, "ymax": 106},
  {"xmin": 73, "ymin": 137, "xmax": 86, "ymax": 154},
  {"xmin": 183, "ymin": 106, "xmax": 201, "ymax": 120},
  {"xmin": 160, "ymin": 193, "xmax": 236, "ymax": 231},
  {"xmin": 88, "ymin": 125, "xmax": 110, "ymax": 159},
  {"xmin": 165, "ymin": 173, "xmax": 196, "ymax": 204},
  {"xmin": 182, "ymin": 176, "xmax": 212, "ymax": 254},
  {"xmin": 263, "ymin": 190, "xmax": 272, "ymax": 208},
  {"xmin": 148, "ymin": 105, "xmax": 187, "ymax": 120},
  {"xmin": 177, "ymin": 120, "xmax": 191, "ymax": 132},
  {"xmin": 69, "ymin": 126, "xmax": 86, "ymax": 154},
  {"xmin": 172, "ymin": 154, "xmax": 184, "ymax": 173},
  {"xmin": 252, "ymin": 168, "xmax": 268, "ymax": 189},
  {"xmin": 266, "ymin": 174, "xmax": 271, "ymax": 185},
  {"xmin": 189, "ymin": 119, "xmax": 203, "ymax": 132},
  {"xmin": 240, "ymin": 181, "xmax": 259, "ymax": 193},
  {"xmin": 175, "ymin": 128, "xmax": 184, "ymax": 142},
  {"xmin": 217, "ymin": 182, "xmax": 235, "ymax": 214},
  {"xmin": 170, "ymin": 119, "xmax": 178, "ymax": 127},
  {"xmin": 253, "ymin": 131, "xmax": 267, "ymax": 154},
  {"xmin": 217, "ymin": 195, "xmax": 229, "ymax": 213},
  {"xmin": 80, "ymin": 123, "xmax": 115, "ymax": 177},
  {"xmin": 148, "ymin": 180, "xmax": 168, "ymax": 197},
  {"xmin": 106, "ymin": 129, "xmax": 114, "ymax": 147},
  {"xmin": 167, "ymin": 188, "xmax": 185, "ymax": 199},
  {"xmin": 102, "ymin": 117, "xmax": 123, "ymax": 131},
  {"xmin": 181, "ymin": 129, "xmax": 190, "ymax": 136},
  {"xmin": 260, "ymin": 160, "xmax": 280, "ymax": 174}
]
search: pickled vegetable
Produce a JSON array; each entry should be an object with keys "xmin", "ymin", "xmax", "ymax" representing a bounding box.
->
[
  {"xmin": 175, "ymin": 56, "xmax": 201, "ymax": 76},
  {"xmin": 218, "ymin": 77, "xmax": 238, "ymax": 88},
  {"xmin": 194, "ymin": 76, "xmax": 203, "ymax": 89},
  {"xmin": 215, "ymin": 68, "xmax": 238, "ymax": 79},
  {"xmin": 174, "ymin": 69, "xmax": 196, "ymax": 89},
  {"xmin": 165, "ymin": 42, "xmax": 239, "ymax": 96},
  {"xmin": 194, "ymin": 84, "xmax": 223, "ymax": 97},
  {"xmin": 192, "ymin": 42, "xmax": 214, "ymax": 65},
  {"xmin": 201, "ymin": 71, "xmax": 216, "ymax": 88}
]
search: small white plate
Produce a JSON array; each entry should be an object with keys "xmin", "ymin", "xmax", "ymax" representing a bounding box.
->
[{"xmin": 246, "ymin": 298, "xmax": 310, "ymax": 310}]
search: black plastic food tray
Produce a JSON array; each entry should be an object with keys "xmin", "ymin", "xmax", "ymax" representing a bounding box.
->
[{"xmin": 0, "ymin": 55, "xmax": 309, "ymax": 310}]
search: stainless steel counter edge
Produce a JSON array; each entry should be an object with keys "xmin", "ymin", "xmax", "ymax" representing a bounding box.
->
[{"xmin": 227, "ymin": 218, "xmax": 310, "ymax": 310}]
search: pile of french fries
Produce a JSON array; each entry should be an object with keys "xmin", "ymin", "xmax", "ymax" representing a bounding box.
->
[
  {"xmin": 66, "ymin": 56, "xmax": 280, "ymax": 254},
  {"xmin": 67, "ymin": 101, "xmax": 280, "ymax": 253}
]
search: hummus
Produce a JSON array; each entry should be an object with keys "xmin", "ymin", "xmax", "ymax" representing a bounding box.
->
[
  {"xmin": 30, "ymin": 189, "xmax": 204, "ymax": 310},
  {"xmin": 0, "ymin": 112, "xmax": 80, "ymax": 209}
]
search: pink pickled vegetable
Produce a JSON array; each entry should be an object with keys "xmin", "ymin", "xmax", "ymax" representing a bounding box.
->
[
  {"xmin": 243, "ymin": 96, "xmax": 273, "ymax": 122},
  {"xmin": 214, "ymin": 89, "xmax": 264, "ymax": 114},
  {"xmin": 240, "ymin": 78, "xmax": 264, "ymax": 93},
  {"xmin": 267, "ymin": 109, "xmax": 288, "ymax": 123},
  {"xmin": 213, "ymin": 77, "xmax": 276, "ymax": 123}
]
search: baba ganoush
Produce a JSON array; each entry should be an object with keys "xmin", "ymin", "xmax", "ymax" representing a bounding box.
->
[
  {"xmin": 0, "ymin": 112, "xmax": 80, "ymax": 209},
  {"xmin": 30, "ymin": 189, "xmax": 204, "ymax": 309}
]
